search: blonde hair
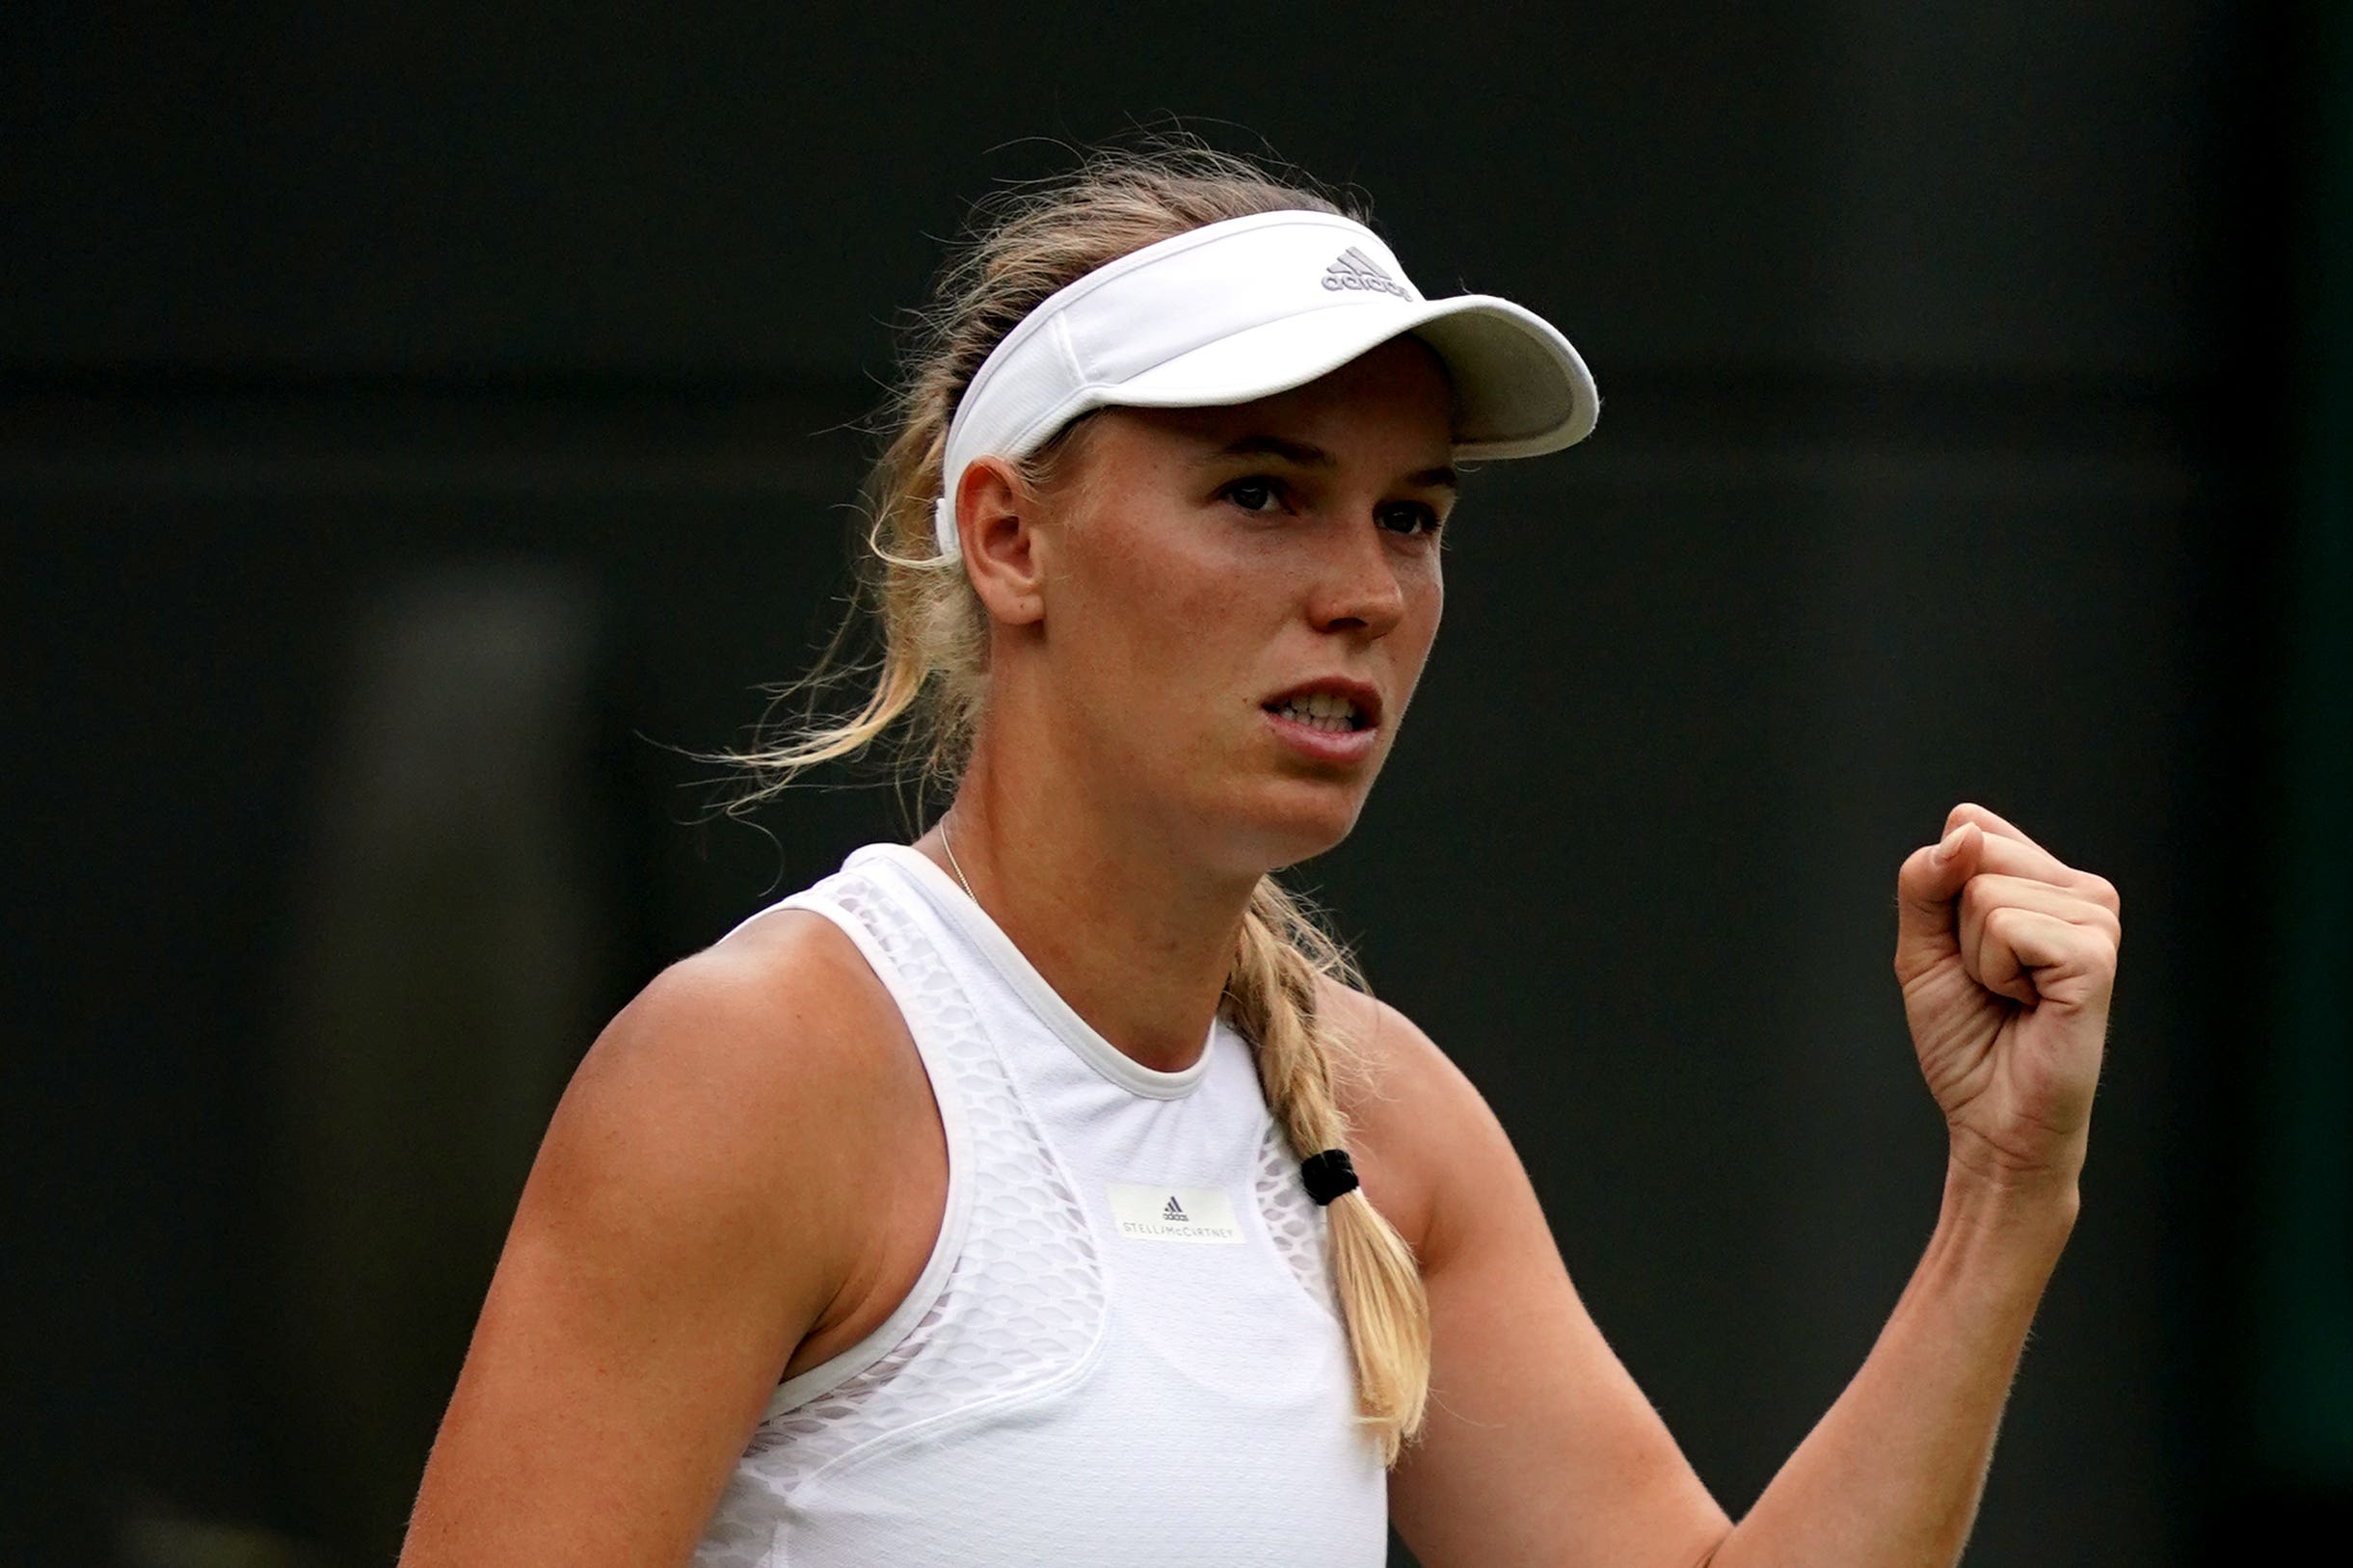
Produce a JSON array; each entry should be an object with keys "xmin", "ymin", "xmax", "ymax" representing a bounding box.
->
[{"xmin": 730, "ymin": 139, "xmax": 1431, "ymax": 1463}]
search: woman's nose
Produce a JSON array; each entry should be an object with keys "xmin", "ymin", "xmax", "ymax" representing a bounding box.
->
[{"xmin": 1307, "ymin": 516, "xmax": 1409, "ymax": 637}]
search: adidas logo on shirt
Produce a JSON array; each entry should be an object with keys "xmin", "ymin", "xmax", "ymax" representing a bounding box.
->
[
  {"xmin": 1108, "ymin": 1182, "xmax": 1241, "ymax": 1243},
  {"xmin": 1322, "ymin": 246, "xmax": 1409, "ymax": 298}
]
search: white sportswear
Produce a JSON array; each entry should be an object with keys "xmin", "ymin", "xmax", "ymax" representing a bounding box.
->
[{"xmin": 690, "ymin": 842, "xmax": 1387, "ymax": 1567}]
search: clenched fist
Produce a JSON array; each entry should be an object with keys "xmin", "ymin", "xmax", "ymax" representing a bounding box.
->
[{"xmin": 1896, "ymin": 804, "xmax": 2121, "ymax": 1192}]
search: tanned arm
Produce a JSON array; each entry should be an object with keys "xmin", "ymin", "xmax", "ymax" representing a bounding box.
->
[
  {"xmin": 398, "ymin": 913, "xmax": 918, "ymax": 1567},
  {"xmin": 1376, "ymin": 802, "xmax": 2116, "ymax": 1568}
]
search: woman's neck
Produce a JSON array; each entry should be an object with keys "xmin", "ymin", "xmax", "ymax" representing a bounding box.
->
[{"xmin": 913, "ymin": 747, "xmax": 1259, "ymax": 1076}]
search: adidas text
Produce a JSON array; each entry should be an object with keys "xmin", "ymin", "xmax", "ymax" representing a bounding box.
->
[{"xmin": 1323, "ymin": 247, "xmax": 1409, "ymax": 299}]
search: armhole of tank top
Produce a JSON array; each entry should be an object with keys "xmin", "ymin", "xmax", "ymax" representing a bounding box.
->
[{"xmin": 753, "ymin": 889, "xmax": 974, "ymax": 1423}]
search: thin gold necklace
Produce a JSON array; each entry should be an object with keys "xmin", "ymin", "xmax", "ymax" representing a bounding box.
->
[{"xmin": 940, "ymin": 813, "xmax": 978, "ymax": 903}]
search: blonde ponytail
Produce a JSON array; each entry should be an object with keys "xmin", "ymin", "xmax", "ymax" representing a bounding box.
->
[
  {"xmin": 725, "ymin": 135, "xmax": 1432, "ymax": 1464},
  {"xmin": 1223, "ymin": 878, "xmax": 1432, "ymax": 1464}
]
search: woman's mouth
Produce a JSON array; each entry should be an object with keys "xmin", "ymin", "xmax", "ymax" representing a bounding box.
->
[
  {"xmin": 1261, "ymin": 684, "xmax": 1382, "ymax": 764},
  {"xmin": 1266, "ymin": 691, "xmax": 1371, "ymax": 733}
]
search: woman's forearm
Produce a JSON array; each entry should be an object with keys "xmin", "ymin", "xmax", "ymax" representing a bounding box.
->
[{"xmin": 1703, "ymin": 1163, "xmax": 2078, "ymax": 1568}]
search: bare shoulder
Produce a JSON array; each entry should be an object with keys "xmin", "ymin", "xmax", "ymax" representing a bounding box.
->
[
  {"xmin": 521, "ymin": 906, "xmax": 923, "ymax": 1316},
  {"xmin": 405, "ymin": 911, "xmax": 936, "ymax": 1563},
  {"xmin": 579, "ymin": 907, "xmax": 909, "ymax": 1142},
  {"xmin": 1313, "ymin": 977, "xmax": 1520, "ymax": 1270},
  {"xmin": 572, "ymin": 909, "xmax": 903, "ymax": 1155}
]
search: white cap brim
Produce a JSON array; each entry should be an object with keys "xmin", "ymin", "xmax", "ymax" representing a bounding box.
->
[{"xmin": 1109, "ymin": 292, "xmax": 1598, "ymax": 458}]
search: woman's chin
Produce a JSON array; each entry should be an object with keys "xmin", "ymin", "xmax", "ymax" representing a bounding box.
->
[{"xmin": 1227, "ymin": 783, "xmax": 1371, "ymax": 872}]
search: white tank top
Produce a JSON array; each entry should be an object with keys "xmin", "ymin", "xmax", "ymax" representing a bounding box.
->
[{"xmin": 690, "ymin": 842, "xmax": 1388, "ymax": 1568}]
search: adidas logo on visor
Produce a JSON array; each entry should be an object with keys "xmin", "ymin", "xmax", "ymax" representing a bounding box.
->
[{"xmin": 1322, "ymin": 246, "xmax": 1410, "ymax": 299}]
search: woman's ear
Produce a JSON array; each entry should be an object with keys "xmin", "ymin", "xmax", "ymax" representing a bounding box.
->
[{"xmin": 955, "ymin": 456, "xmax": 1048, "ymax": 627}]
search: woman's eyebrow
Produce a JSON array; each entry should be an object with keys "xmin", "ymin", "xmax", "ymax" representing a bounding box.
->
[
  {"xmin": 1209, "ymin": 435, "xmax": 1458, "ymax": 491},
  {"xmin": 1213, "ymin": 434, "xmax": 1334, "ymax": 468}
]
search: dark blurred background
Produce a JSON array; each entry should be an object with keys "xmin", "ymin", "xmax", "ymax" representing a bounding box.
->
[{"xmin": 6, "ymin": 3, "xmax": 2348, "ymax": 1564}]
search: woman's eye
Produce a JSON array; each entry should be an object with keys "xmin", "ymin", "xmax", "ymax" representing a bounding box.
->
[
  {"xmin": 1222, "ymin": 477, "xmax": 1283, "ymax": 514},
  {"xmin": 1377, "ymin": 502, "xmax": 1444, "ymax": 537}
]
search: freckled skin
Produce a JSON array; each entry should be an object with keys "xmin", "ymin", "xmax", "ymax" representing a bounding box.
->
[{"xmin": 994, "ymin": 335, "xmax": 1457, "ymax": 881}]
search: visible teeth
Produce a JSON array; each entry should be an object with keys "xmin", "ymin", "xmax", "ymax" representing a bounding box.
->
[{"xmin": 1276, "ymin": 694, "xmax": 1363, "ymax": 732}]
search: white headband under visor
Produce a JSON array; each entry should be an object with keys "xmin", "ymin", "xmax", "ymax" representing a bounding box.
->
[{"xmin": 933, "ymin": 209, "xmax": 1600, "ymax": 558}]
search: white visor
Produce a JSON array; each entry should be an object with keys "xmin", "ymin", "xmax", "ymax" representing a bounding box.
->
[{"xmin": 933, "ymin": 208, "xmax": 1599, "ymax": 557}]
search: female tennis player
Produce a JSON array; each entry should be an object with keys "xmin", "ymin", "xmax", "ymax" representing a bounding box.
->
[{"xmin": 398, "ymin": 145, "xmax": 2121, "ymax": 1568}]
